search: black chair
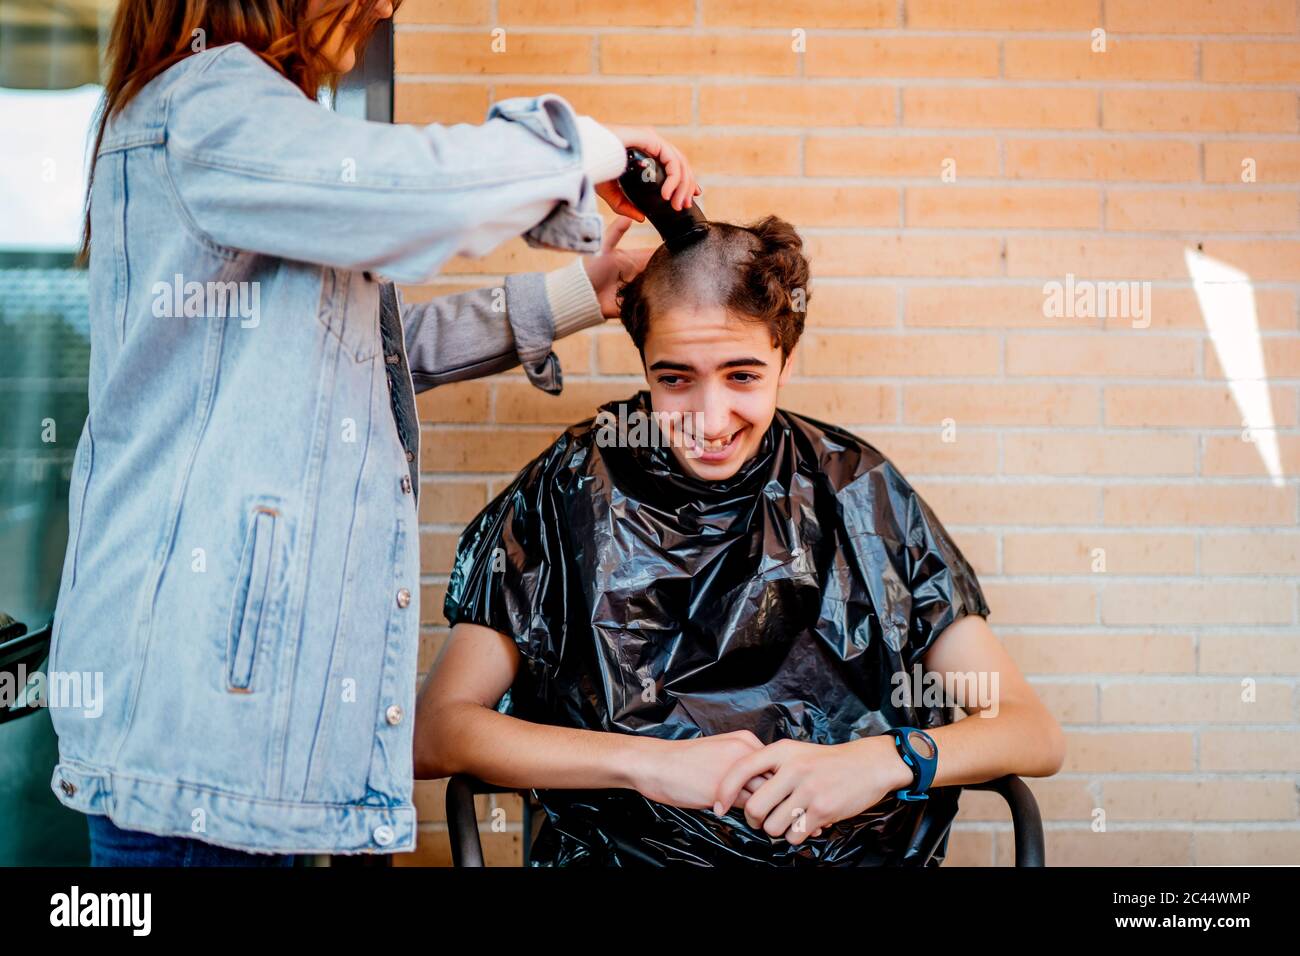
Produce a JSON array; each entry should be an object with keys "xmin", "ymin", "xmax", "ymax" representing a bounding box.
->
[
  {"xmin": 446, "ymin": 772, "xmax": 1045, "ymax": 867},
  {"xmin": 0, "ymin": 613, "xmax": 52, "ymax": 725}
]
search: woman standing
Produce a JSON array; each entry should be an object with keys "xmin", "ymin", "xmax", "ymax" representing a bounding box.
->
[{"xmin": 48, "ymin": 0, "xmax": 698, "ymax": 866}]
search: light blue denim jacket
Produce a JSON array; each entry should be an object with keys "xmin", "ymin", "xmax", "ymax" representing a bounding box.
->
[{"xmin": 47, "ymin": 41, "xmax": 619, "ymax": 854}]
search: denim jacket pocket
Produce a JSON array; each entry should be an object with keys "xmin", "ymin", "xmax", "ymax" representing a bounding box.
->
[{"xmin": 227, "ymin": 504, "xmax": 282, "ymax": 692}]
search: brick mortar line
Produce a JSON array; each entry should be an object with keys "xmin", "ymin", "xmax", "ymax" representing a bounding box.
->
[
  {"xmin": 393, "ymin": 25, "xmax": 1300, "ymax": 43},
  {"xmin": 414, "ymin": 277, "xmax": 1300, "ymax": 287},
  {"xmin": 386, "ymin": 101, "xmax": 1300, "ymax": 144},
  {"xmin": 720, "ymin": 226, "xmax": 1300, "ymax": 236},
  {"xmin": 571, "ymin": 175, "xmax": 1300, "ymax": 190},
  {"xmin": 395, "ymin": 72, "xmax": 1300, "ymax": 92},
  {"xmin": 1029, "ymin": 771, "xmax": 1300, "ymax": 779},
  {"xmin": 428, "ymin": 387, "xmax": 1300, "ymax": 396}
]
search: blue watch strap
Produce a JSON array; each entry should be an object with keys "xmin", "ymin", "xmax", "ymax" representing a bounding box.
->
[{"xmin": 892, "ymin": 727, "xmax": 938, "ymax": 802}]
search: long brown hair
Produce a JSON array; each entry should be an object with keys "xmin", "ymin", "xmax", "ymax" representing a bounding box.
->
[{"xmin": 77, "ymin": 0, "xmax": 394, "ymax": 265}]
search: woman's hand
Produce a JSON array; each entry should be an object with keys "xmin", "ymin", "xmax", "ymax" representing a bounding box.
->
[
  {"xmin": 712, "ymin": 736, "xmax": 914, "ymax": 845},
  {"xmin": 581, "ymin": 216, "xmax": 653, "ymax": 318},
  {"xmin": 631, "ymin": 730, "xmax": 771, "ymax": 810},
  {"xmin": 594, "ymin": 124, "xmax": 702, "ymax": 220}
]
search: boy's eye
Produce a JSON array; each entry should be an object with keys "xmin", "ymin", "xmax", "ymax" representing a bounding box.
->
[{"xmin": 655, "ymin": 371, "xmax": 761, "ymax": 386}]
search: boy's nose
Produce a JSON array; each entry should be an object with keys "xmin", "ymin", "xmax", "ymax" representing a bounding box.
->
[{"xmin": 698, "ymin": 394, "xmax": 735, "ymax": 439}]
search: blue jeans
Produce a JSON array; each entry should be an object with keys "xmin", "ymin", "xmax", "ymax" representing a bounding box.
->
[{"xmin": 86, "ymin": 813, "xmax": 297, "ymax": 867}]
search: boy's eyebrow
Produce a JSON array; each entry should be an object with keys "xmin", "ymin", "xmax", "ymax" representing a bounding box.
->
[{"xmin": 647, "ymin": 357, "xmax": 770, "ymax": 372}]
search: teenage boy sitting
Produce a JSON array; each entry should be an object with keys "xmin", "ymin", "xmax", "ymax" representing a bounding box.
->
[{"xmin": 414, "ymin": 215, "xmax": 1064, "ymax": 866}]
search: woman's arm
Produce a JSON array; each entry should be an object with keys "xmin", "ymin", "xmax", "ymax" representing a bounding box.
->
[
  {"xmin": 400, "ymin": 259, "xmax": 603, "ymax": 392},
  {"xmin": 161, "ymin": 44, "xmax": 620, "ymax": 283},
  {"xmin": 401, "ymin": 217, "xmax": 650, "ymax": 391}
]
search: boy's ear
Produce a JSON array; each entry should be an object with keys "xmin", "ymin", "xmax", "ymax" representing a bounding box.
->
[{"xmin": 778, "ymin": 345, "xmax": 797, "ymax": 386}]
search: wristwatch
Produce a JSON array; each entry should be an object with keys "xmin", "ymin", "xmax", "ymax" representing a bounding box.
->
[{"xmin": 890, "ymin": 727, "xmax": 938, "ymax": 802}]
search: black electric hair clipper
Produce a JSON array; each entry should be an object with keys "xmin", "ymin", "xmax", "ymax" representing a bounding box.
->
[{"xmin": 617, "ymin": 147, "xmax": 709, "ymax": 252}]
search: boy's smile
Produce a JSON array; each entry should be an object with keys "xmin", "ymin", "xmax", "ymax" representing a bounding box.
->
[{"xmin": 642, "ymin": 303, "xmax": 795, "ymax": 481}]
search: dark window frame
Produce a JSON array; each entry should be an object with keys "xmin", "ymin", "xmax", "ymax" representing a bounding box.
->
[{"xmin": 335, "ymin": 18, "xmax": 393, "ymax": 123}]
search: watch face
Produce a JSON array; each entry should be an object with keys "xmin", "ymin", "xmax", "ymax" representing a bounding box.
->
[{"xmin": 907, "ymin": 730, "xmax": 935, "ymax": 759}]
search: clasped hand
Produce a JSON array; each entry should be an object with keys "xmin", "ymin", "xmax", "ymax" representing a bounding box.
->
[{"xmin": 635, "ymin": 730, "xmax": 909, "ymax": 847}]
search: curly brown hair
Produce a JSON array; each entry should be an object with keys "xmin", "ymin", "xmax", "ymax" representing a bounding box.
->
[{"xmin": 616, "ymin": 214, "xmax": 811, "ymax": 361}]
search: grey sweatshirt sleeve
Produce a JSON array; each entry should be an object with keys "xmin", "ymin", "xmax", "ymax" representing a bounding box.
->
[{"xmin": 400, "ymin": 257, "xmax": 606, "ymax": 394}]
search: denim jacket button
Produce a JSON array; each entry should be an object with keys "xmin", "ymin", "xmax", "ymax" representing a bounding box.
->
[
  {"xmin": 405, "ymin": 450, "xmax": 414, "ymax": 463},
  {"xmin": 385, "ymin": 704, "xmax": 403, "ymax": 725},
  {"xmin": 396, "ymin": 588, "xmax": 411, "ymax": 609},
  {"xmin": 59, "ymin": 779, "xmax": 76, "ymax": 797},
  {"xmin": 400, "ymin": 475, "xmax": 412, "ymax": 495},
  {"xmin": 372, "ymin": 824, "xmax": 395, "ymax": 847}
]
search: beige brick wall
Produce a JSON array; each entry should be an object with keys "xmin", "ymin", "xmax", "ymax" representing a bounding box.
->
[{"xmin": 391, "ymin": 0, "xmax": 1300, "ymax": 866}]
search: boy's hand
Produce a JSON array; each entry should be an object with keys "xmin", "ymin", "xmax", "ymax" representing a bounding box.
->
[
  {"xmin": 631, "ymin": 729, "xmax": 768, "ymax": 810},
  {"xmin": 712, "ymin": 736, "xmax": 914, "ymax": 845}
]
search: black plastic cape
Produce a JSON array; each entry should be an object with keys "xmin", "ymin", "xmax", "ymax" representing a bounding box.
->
[{"xmin": 444, "ymin": 390, "xmax": 991, "ymax": 866}]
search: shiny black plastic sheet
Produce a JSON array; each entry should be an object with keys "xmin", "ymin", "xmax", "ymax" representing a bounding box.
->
[{"xmin": 445, "ymin": 390, "xmax": 991, "ymax": 866}]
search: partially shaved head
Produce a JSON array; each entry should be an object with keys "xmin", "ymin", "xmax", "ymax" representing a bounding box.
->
[{"xmin": 616, "ymin": 215, "xmax": 811, "ymax": 360}]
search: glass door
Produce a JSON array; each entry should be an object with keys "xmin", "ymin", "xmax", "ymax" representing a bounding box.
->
[{"xmin": 0, "ymin": 0, "xmax": 115, "ymax": 866}]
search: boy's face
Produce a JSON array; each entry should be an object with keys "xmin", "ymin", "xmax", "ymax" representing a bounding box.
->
[{"xmin": 641, "ymin": 303, "xmax": 794, "ymax": 481}]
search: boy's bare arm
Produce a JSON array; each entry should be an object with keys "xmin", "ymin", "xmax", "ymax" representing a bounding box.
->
[
  {"xmin": 414, "ymin": 621, "xmax": 771, "ymax": 812},
  {"xmin": 712, "ymin": 613, "xmax": 1067, "ymax": 842},
  {"xmin": 413, "ymin": 622, "xmax": 651, "ymax": 790},
  {"xmin": 905, "ymin": 613, "xmax": 1068, "ymax": 787}
]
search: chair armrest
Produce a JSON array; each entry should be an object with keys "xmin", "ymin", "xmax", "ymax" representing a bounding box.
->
[
  {"xmin": 446, "ymin": 774, "xmax": 525, "ymax": 867},
  {"xmin": 965, "ymin": 775, "xmax": 1045, "ymax": 867},
  {"xmin": 1, "ymin": 618, "xmax": 52, "ymax": 725},
  {"xmin": 448, "ymin": 772, "xmax": 1046, "ymax": 867}
]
